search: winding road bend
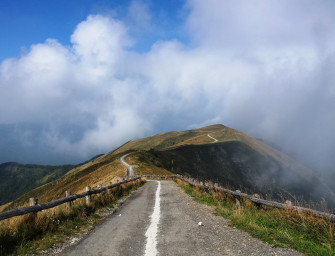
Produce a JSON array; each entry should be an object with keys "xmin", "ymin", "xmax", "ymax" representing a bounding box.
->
[
  {"xmin": 60, "ymin": 180, "xmax": 302, "ymax": 256},
  {"xmin": 119, "ymin": 153, "xmax": 137, "ymax": 176},
  {"xmin": 207, "ymin": 133, "xmax": 218, "ymax": 143}
]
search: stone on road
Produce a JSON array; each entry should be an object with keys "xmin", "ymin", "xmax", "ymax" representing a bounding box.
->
[{"xmin": 60, "ymin": 181, "xmax": 302, "ymax": 256}]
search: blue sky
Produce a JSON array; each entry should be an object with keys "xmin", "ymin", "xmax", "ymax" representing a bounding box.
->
[
  {"xmin": 0, "ymin": 0, "xmax": 187, "ymax": 60},
  {"xmin": 0, "ymin": 0, "xmax": 334, "ymax": 175}
]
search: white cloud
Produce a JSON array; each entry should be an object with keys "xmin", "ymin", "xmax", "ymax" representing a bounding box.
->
[{"xmin": 0, "ymin": 1, "xmax": 335, "ymax": 171}]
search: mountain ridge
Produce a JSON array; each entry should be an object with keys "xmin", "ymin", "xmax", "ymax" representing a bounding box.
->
[{"xmin": 1, "ymin": 124, "xmax": 334, "ymax": 211}]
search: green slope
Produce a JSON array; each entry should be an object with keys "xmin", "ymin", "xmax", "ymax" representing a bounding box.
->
[{"xmin": 0, "ymin": 162, "xmax": 75, "ymax": 205}]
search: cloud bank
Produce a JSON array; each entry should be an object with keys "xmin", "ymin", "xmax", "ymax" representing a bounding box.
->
[{"xmin": 0, "ymin": 0, "xmax": 335, "ymax": 173}]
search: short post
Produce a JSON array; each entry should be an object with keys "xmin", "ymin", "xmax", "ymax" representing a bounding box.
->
[
  {"xmin": 235, "ymin": 190, "xmax": 241, "ymax": 207},
  {"xmin": 29, "ymin": 197, "xmax": 38, "ymax": 219},
  {"xmin": 30, "ymin": 197, "xmax": 38, "ymax": 206},
  {"xmin": 285, "ymin": 200, "xmax": 293, "ymax": 208},
  {"xmin": 107, "ymin": 181, "xmax": 112, "ymax": 193},
  {"xmin": 235, "ymin": 198, "xmax": 241, "ymax": 207},
  {"xmin": 65, "ymin": 190, "xmax": 72, "ymax": 211},
  {"xmin": 86, "ymin": 186, "xmax": 91, "ymax": 204},
  {"xmin": 252, "ymin": 194, "xmax": 261, "ymax": 208}
]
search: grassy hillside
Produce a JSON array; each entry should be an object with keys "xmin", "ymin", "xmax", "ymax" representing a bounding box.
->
[
  {"xmin": 2, "ymin": 153, "xmax": 128, "ymax": 211},
  {"xmin": 119, "ymin": 124, "xmax": 335, "ymax": 210},
  {"xmin": 0, "ymin": 163, "xmax": 75, "ymax": 205},
  {"xmin": 128, "ymin": 143, "xmax": 335, "ymax": 209},
  {"xmin": 3, "ymin": 123, "xmax": 333, "ymax": 211},
  {"xmin": 105, "ymin": 124, "xmax": 296, "ymax": 165}
]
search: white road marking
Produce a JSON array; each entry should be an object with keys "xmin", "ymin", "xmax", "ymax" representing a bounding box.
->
[
  {"xmin": 144, "ymin": 181, "xmax": 161, "ymax": 256},
  {"xmin": 207, "ymin": 134, "xmax": 218, "ymax": 143}
]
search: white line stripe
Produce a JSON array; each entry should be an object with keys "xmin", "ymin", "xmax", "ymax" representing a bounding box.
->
[{"xmin": 144, "ymin": 181, "xmax": 161, "ymax": 256}]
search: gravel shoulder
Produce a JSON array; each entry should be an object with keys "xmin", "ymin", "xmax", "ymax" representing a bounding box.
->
[{"xmin": 158, "ymin": 181, "xmax": 304, "ymax": 256}]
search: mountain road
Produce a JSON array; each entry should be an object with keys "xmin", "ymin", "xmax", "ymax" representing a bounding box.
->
[
  {"xmin": 120, "ymin": 153, "xmax": 137, "ymax": 176},
  {"xmin": 207, "ymin": 133, "xmax": 218, "ymax": 143},
  {"xmin": 60, "ymin": 180, "xmax": 302, "ymax": 256}
]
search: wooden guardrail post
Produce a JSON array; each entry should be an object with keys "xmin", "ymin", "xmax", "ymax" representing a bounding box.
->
[
  {"xmin": 252, "ymin": 194, "xmax": 261, "ymax": 208},
  {"xmin": 86, "ymin": 186, "xmax": 91, "ymax": 204},
  {"xmin": 65, "ymin": 190, "xmax": 72, "ymax": 210},
  {"xmin": 235, "ymin": 190, "xmax": 241, "ymax": 207},
  {"xmin": 285, "ymin": 200, "xmax": 293, "ymax": 208},
  {"xmin": 30, "ymin": 197, "xmax": 38, "ymax": 206},
  {"xmin": 107, "ymin": 181, "xmax": 112, "ymax": 194},
  {"xmin": 29, "ymin": 197, "xmax": 38, "ymax": 219}
]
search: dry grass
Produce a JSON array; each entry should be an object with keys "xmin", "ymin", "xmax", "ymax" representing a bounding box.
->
[
  {"xmin": 125, "ymin": 152, "xmax": 172, "ymax": 176},
  {"xmin": 101, "ymin": 123, "xmax": 301, "ymax": 172},
  {"xmin": 3, "ymin": 156, "xmax": 127, "ymax": 211},
  {"xmin": 0, "ymin": 179, "xmax": 145, "ymax": 255},
  {"xmin": 0, "ymin": 203, "xmax": 10, "ymax": 213},
  {"xmin": 179, "ymin": 181, "xmax": 335, "ymax": 256}
]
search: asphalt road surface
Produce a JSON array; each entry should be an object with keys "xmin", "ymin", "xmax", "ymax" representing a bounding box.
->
[{"xmin": 60, "ymin": 181, "xmax": 302, "ymax": 256}]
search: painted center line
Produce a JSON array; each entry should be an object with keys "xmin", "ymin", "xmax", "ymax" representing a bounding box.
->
[{"xmin": 144, "ymin": 181, "xmax": 161, "ymax": 256}]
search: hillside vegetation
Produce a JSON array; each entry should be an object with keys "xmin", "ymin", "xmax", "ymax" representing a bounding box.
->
[
  {"xmin": 0, "ymin": 163, "xmax": 75, "ymax": 205},
  {"xmin": 118, "ymin": 124, "xmax": 335, "ymax": 210},
  {"xmin": 2, "ymin": 124, "xmax": 334, "ymax": 211},
  {"xmin": 1, "ymin": 153, "xmax": 127, "ymax": 211},
  {"xmin": 1, "ymin": 124, "xmax": 334, "ymax": 256}
]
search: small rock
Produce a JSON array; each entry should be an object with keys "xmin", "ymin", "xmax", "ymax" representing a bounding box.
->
[
  {"xmin": 119, "ymin": 214, "xmax": 122, "ymax": 216},
  {"xmin": 198, "ymin": 221, "xmax": 203, "ymax": 226}
]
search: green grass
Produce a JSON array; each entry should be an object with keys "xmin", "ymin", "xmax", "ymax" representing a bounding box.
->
[
  {"xmin": 0, "ymin": 179, "xmax": 145, "ymax": 256},
  {"xmin": 180, "ymin": 182, "xmax": 335, "ymax": 256},
  {"xmin": 0, "ymin": 162, "xmax": 75, "ymax": 205}
]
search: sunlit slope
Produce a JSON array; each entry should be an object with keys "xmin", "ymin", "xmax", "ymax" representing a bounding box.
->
[
  {"xmin": 2, "ymin": 153, "xmax": 127, "ymax": 211},
  {"xmin": 3, "ymin": 123, "xmax": 333, "ymax": 212},
  {"xmin": 105, "ymin": 124, "xmax": 294, "ymax": 167},
  {"xmin": 109, "ymin": 124, "xmax": 334, "ymax": 209},
  {"xmin": 105, "ymin": 124, "xmax": 241, "ymax": 154}
]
